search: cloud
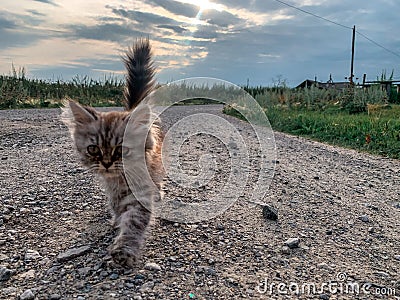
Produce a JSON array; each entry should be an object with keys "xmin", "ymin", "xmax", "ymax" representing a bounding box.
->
[
  {"xmin": 110, "ymin": 8, "xmax": 178, "ymax": 26},
  {"xmin": 201, "ymin": 9, "xmax": 242, "ymax": 28},
  {"xmin": 32, "ymin": 0, "xmax": 59, "ymax": 7},
  {"xmin": 157, "ymin": 24, "xmax": 187, "ymax": 34},
  {"xmin": 68, "ymin": 23, "xmax": 143, "ymax": 43},
  {"xmin": 0, "ymin": 17, "xmax": 17, "ymax": 30},
  {"xmin": 0, "ymin": 12, "xmax": 52, "ymax": 51},
  {"xmin": 26, "ymin": 9, "xmax": 46, "ymax": 17},
  {"xmin": 147, "ymin": 0, "xmax": 198, "ymax": 18}
]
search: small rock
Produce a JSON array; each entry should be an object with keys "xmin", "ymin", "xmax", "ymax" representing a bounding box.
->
[
  {"xmin": 216, "ymin": 224, "xmax": 225, "ymax": 230},
  {"xmin": 57, "ymin": 245, "xmax": 91, "ymax": 262},
  {"xmin": 20, "ymin": 289, "xmax": 35, "ymax": 300},
  {"xmin": 49, "ymin": 294, "xmax": 61, "ymax": 300},
  {"xmin": 394, "ymin": 255, "xmax": 400, "ymax": 261},
  {"xmin": 359, "ymin": 215, "xmax": 369, "ymax": 223},
  {"xmin": 326, "ymin": 229, "xmax": 333, "ymax": 235},
  {"xmin": 25, "ymin": 249, "xmax": 42, "ymax": 261},
  {"xmin": 281, "ymin": 246, "xmax": 291, "ymax": 254},
  {"xmin": 144, "ymin": 262, "xmax": 161, "ymax": 271},
  {"xmin": 125, "ymin": 282, "xmax": 135, "ymax": 288},
  {"xmin": 368, "ymin": 227, "xmax": 374, "ymax": 233},
  {"xmin": 109, "ymin": 273, "xmax": 119, "ymax": 280},
  {"xmin": 317, "ymin": 263, "xmax": 332, "ymax": 271},
  {"xmin": 262, "ymin": 204, "xmax": 278, "ymax": 221},
  {"xmin": 139, "ymin": 281, "xmax": 155, "ymax": 293},
  {"xmin": 227, "ymin": 277, "xmax": 239, "ymax": 285},
  {"xmin": 319, "ymin": 294, "xmax": 330, "ymax": 300},
  {"xmin": 77, "ymin": 267, "xmax": 91, "ymax": 276},
  {"xmin": 0, "ymin": 266, "xmax": 13, "ymax": 281},
  {"xmin": 195, "ymin": 266, "xmax": 205, "ymax": 273},
  {"xmin": 134, "ymin": 274, "xmax": 145, "ymax": 280},
  {"xmin": 19, "ymin": 269, "xmax": 36, "ymax": 279},
  {"xmin": 284, "ymin": 238, "xmax": 300, "ymax": 249},
  {"xmin": 246, "ymin": 289, "xmax": 254, "ymax": 295},
  {"xmin": 374, "ymin": 271, "xmax": 389, "ymax": 277},
  {"xmin": 100, "ymin": 284, "xmax": 111, "ymax": 290},
  {"xmin": 77, "ymin": 297, "xmax": 85, "ymax": 300}
]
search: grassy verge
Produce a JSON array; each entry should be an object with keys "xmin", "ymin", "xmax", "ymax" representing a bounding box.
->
[
  {"xmin": 0, "ymin": 68, "xmax": 124, "ymax": 109},
  {"xmin": 224, "ymin": 104, "xmax": 400, "ymax": 159}
]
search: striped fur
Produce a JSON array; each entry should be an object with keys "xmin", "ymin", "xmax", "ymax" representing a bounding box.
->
[
  {"xmin": 123, "ymin": 38, "xmax": 155, "ymax": 110},
  {"xmin": 62, "ymin": 39, "xmax": 163, "ymax": 268}
]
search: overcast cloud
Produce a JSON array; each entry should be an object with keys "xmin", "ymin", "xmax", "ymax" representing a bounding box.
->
[{"xmin": 0, "ymin": 0, "xmax": 399, "ymax": 86}]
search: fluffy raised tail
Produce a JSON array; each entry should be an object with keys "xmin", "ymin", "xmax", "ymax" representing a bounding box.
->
[{"xmin": 123, "ymin": 38, "xmax": 155, "ymax": 110}]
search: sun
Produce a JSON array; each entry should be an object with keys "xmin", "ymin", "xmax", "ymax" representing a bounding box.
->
[
  {"xmin": 199, "ymin": 0, "xmax": 223, "ymax": 11},
  {"xmin": 187, "ymin": 0, "xmax": 224, "ymax": 12}
]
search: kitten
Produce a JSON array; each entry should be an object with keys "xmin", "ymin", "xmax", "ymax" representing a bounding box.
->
[{"xmin": 62, "ymin": 39, "xmax": 163, "ymax": 267}]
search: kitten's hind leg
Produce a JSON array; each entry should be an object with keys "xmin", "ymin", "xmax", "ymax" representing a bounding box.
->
[{"xmin": 110, "ymin": 201, "xmax": 151, "ymax": 268}]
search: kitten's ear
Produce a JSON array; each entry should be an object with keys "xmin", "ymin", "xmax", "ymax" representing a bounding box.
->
[
  {"xmin": 124, "ymin": 103, "xmax": 156, "ymax": 150},
  {"xmin": 129, "ymin": 103, "xmax": 153, "ymax": 127},
  {"xmin": 68, "ymin": 100, "xmax": 98, "ymax": 124}
]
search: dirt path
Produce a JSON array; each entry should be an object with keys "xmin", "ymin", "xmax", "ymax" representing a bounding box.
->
[{"xmin": 0, "ymin": 106, "xmax": 399, "ymax": 299}]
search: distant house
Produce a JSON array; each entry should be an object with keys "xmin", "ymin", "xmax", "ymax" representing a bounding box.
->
[{"xmin": 296, "ymin": 79, "xmax": 351, "ymax": 90}]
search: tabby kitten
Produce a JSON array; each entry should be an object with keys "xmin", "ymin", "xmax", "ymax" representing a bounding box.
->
[{"xmin": 62, "ymin": 39, "xmax": 163, "ymax": 267}]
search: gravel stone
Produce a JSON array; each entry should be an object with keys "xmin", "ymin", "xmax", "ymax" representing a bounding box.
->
[
  {"xmin": 262, "ymin": 204, "xmax": 278, "ymax": 221},
  {"xmin": 25, "ymin": 249, "xmax": 42, "ymax": 261},
  {"xmin": 139, "ymin": 281, "xmax": 155, "ymax": 293},
  {"xmin": 57, "ymin": 246, "xmax": 91, "ymax": 262},
  {"xmin": 284, "ymin": 238, "xmax": 300, "ymax": 249},
  {"xmin": 0, "ymin": 266, "xmax": 13, "ymax": 281},
  {"xmin": 359, "ymin": 215, "xmax": 370, "ymax": 222},
  {"xmin": 19, "ymin": 289, "xmax": 35, "ymax": 300},
  {"xmin": 281, "ymin": 246, "xmax": 291, "ymax": 254},
  {"xmin": 144, "ymin": 262, "xmax": 161, "ymax": 271}
]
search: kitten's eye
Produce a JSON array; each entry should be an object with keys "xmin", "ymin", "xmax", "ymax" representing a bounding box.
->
[{"xmin": 87, "ymin": 145, "xmax": 101, "ymax": 156}]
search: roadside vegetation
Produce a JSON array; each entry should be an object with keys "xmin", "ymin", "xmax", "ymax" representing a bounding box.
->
[
  {"xmin": 0, "ymin": 66, "xmax": 124, "ymax": 109},
  {"xmin": 225, "ymin": 83, "xmax": 400, "ymax": 159}
]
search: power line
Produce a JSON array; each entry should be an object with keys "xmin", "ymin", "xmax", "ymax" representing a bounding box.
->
[
  {"xmin": 271, "ymin": 0, "xmax": 352, "ymax": 30},
  {"xmin": 356, "ymin": 31, "xmax": 400, "ymax": 59},
  {"xmin": 271, "ymin": 0, "xmax": 400, "ymax": 59}
]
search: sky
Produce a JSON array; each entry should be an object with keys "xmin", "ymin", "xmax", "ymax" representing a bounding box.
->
[{"xmin": 0, "ymin": 0, "xmax": 399, "ymax": 87}]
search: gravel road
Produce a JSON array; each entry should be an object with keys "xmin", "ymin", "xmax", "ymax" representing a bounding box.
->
[{"xmin": 0, "ymin": 105, "xmax": 399, "ymax": 300}]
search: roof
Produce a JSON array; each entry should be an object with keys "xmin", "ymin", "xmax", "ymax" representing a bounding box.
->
[{"xmin": 296, "ymin": 79, "xmax": 351, "ymax": 90}]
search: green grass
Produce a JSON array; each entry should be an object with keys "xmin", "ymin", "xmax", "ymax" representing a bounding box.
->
[
  {"xmin": 0, "ymin": 67, "xmax": 125, "ymax": 109},
  {"xmin": 224, "ymin": 104, "xmax": 400, "ymax": 159}
]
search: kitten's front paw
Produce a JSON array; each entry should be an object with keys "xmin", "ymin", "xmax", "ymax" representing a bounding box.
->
[{"xmin": 110, "ymin": 246, "xmax": 138, "ymax": 268}]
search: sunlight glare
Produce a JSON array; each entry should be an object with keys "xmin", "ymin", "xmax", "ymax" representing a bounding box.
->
[
  {"xmin": 198, "ymin": 0, "xmax": 223, "ymax": 12},
  {"xmin": 181, "ymin": 0, "xmax": 224, "ymax": 12}
]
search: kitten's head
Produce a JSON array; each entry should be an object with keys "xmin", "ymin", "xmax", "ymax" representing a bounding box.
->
[{"xmin": 62, "ymin": 101, "xmax": 154, "ymax": 177}]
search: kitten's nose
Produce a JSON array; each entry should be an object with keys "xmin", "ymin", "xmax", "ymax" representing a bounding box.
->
[{"xmin": 101, "ymin": 161, "xmax": 113, "ymax": 169}]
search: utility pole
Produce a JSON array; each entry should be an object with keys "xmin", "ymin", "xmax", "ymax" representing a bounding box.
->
[{"xmin": 349, "ymin": 25, "xmax": 356, "ymax": 85}]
